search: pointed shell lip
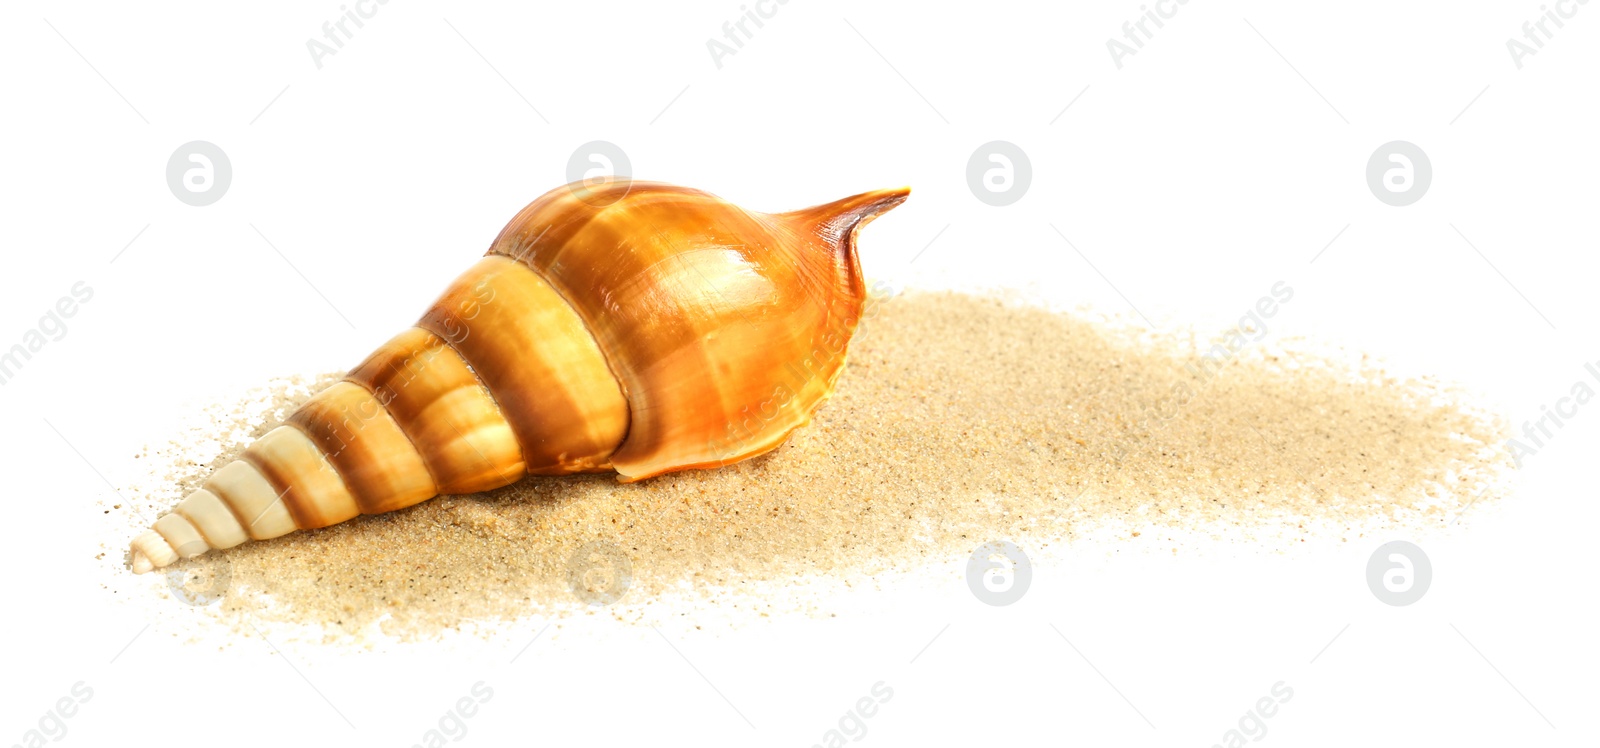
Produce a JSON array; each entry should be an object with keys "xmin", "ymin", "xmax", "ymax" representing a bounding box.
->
[
  {"xmin": 777, "ymin": 185, "xmax": 912, "ymax": 244},
  {"xmin": 781, "ymin": 184, "xmax": 910, "ymax": 213},
  {"xmin": 838, "ymin": 185, "xmax": 911, "ymax": 230},
  {"xmin": 820, "ymin": 185, "xmax": 912, "ymax": 205},
  {"xmin": 837, "ymin": 186, "xmax": 911, "ymax": 231},
  {"xmin": 861, "ymin": 185, "xmax": 912, "ymax": 202},
  {"xmin": 541, "ymin": 179, "xmax": 912, "ymax": 223}
]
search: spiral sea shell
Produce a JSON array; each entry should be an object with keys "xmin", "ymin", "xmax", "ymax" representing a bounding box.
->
[{"xmin": 128, "ymin": 179, "xmax": 909, "ymax": 573}]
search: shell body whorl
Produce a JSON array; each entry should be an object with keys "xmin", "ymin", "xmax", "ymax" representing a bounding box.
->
[
  {"xmin": 491, "ymin": 180, "xmax": 907, "ymax": 481},
  {"xmin": 128, "ymin": 179, "xmax": 908, "ymax": 573}
]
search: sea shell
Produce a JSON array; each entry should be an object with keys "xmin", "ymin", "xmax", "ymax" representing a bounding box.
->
[{"xmin": 128, "ymin": 179, "xmax": 909, "ymax": 573}]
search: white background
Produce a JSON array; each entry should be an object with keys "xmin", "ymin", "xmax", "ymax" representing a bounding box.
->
[{"xmin": 1, "ymin": 1, "xmax": 1596, "ymax": 746}]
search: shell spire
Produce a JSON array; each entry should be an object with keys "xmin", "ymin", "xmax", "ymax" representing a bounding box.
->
[{"xmin": 130, "ymin": 180, "xmax": 909, "ymax": 574}]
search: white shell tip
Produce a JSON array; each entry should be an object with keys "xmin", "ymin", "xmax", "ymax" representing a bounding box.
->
[{"xmin": 129, "ymin": 531, "xmax": 177, "ymax": 574}]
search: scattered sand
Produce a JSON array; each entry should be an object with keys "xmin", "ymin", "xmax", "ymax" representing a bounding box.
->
[{"xmin": 104, "ymin": 291, "xmax": 1509, "ymax": 641}]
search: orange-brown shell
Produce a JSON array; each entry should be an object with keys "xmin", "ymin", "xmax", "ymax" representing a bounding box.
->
[{"xmin": 127, "ymin": 179, "xmax": 908, "ymax": 573}]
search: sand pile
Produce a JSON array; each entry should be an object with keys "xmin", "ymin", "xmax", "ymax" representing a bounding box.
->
[{"xmin": 104, "ymin": 291, "xmax": 1508, "ymax": 640}]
